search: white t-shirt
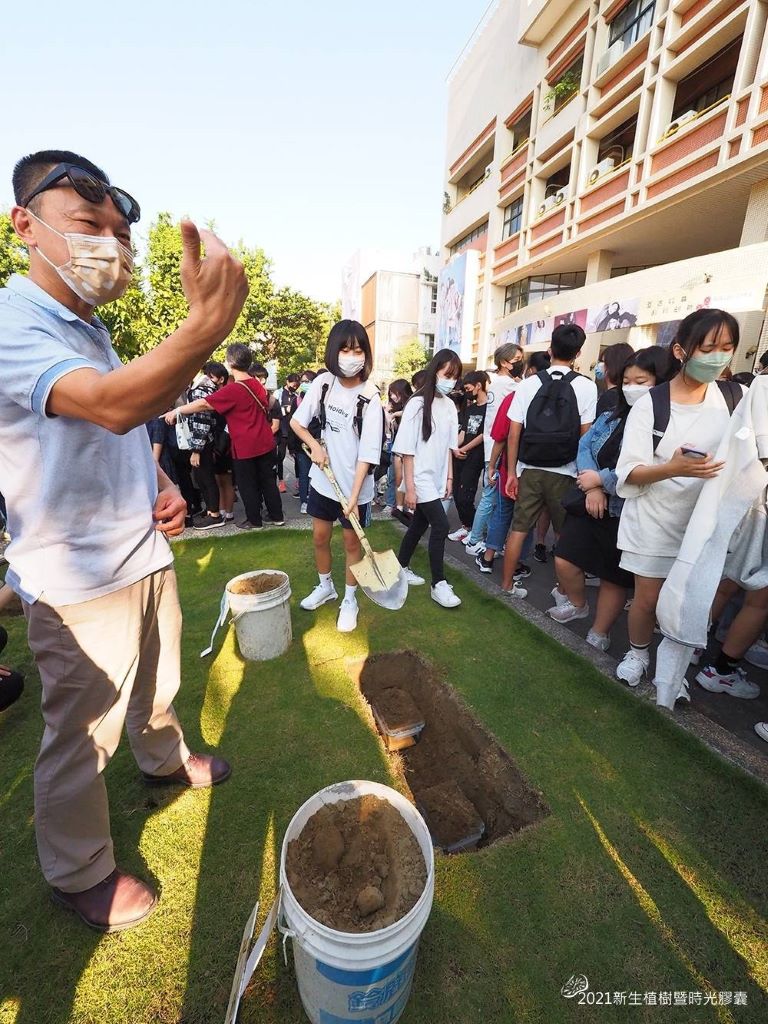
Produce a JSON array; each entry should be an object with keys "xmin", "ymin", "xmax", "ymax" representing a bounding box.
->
[
  {"xmin": 508, "ymin": 366, "xmax": 597, "ymax": 476},
  {"xmin": 483, "ymin": 372, "xmax": 519, "ymax": 462},
  {"xmin": 616, "ymin": 384, "xmax": 738, "ymax": 558},
  {"xmin": 292, "ymin": 371, "xmax": 383, "ymax": 505},
  {"xmin": 393, "ymin": 394, "xmax": 459, "ymax": 502}
]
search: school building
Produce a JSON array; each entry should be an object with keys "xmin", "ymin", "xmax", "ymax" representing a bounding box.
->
[{"xmin": 440, "ymin": 0, "xmax": 768, "ymax": 373}]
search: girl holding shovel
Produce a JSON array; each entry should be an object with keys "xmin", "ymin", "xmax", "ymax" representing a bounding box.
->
[
  {"xmin": 394, "ymin": 348, "xmax": 464, "ymax": 608},
  {"xmin": 291, "ymin": 320, "xmax": 384, "ymax": 633}
]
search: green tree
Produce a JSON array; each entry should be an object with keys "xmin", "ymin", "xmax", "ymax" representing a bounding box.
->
[
  {"xmin": 98, "ymin": 266, "xmax": 152, "ymax": 361},
  {"xmin": 393, "ymin": 338, "xmax": 428, "ymax": 379},
  {"xmin": 261, "ymin": 287, "xmax": 334, "ymax": 377},
  {"xmin": 0, "ymin": 211, "xmax": 28, "ymax": 286}
]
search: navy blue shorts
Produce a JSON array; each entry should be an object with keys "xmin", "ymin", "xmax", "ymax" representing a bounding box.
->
[{"xmin": 307, "ymin": 486, "xmax": 370, "ymax": 529}]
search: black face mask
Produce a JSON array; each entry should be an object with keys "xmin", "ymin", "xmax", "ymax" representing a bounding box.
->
[{"xmin": 511, "ymin": 361, "xmax": 524, "ymax": 377}]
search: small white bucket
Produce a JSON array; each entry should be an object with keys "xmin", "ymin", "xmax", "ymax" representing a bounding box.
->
[
  {"xmin": 279, "ymin": 780, "xmax": 434, "ymax": 1024},
  {"xmin": 226, "ymin": 570, "xmax": 292, "ymax": 661}
]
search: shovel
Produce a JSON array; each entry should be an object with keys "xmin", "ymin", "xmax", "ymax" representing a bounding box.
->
[{"xmin": 302, "ymin": 444, "xmax": 408, "ymax": 610}]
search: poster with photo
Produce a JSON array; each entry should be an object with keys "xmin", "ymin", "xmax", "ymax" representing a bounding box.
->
[
  {"xmin": 436, "ymin": 251, "xmax": 479, "ymax": 357},
  {"xmin": 656, "ymin": 320, "xmax": 681, "ymax": 348},
  {"xmin": 528, "ymin": 318, "xmax": 553, "ymax": 347},
  {"xmin": 554, "ymin": 309, "xmax": 588, "ymax": 330},
  {"xmin": 500, "ymin": 323, "xmax": 531, "ymax": 347},
  {"xmin": 586, "ymin": 299, "xmax": 639, "ymax": 333}
]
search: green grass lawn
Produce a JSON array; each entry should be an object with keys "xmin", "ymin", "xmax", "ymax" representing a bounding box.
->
[{"xmin": 1, "ymin": 525, "xmax": 767, "ymax": 1024}]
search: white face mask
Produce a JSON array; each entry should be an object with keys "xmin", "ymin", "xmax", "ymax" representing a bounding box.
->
[
  {"xmin": 436, "ymin": 377, "xmax": 455, "ymax": 396},
  {"xmin": 622, "ymin": 383, "xmax": 652, "ymax": 406},
  {"xmin": 338, "ymin": 354, "xmax": 365, "ymax": 378},
  {"xmin": 29, "ymin": 210, "xmax": 133, "ymax": 305}
]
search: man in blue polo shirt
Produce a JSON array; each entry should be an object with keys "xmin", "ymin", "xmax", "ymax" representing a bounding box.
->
[{"xmin": 0, "ymin": 150, "xmax": 248, "ymax": 931}]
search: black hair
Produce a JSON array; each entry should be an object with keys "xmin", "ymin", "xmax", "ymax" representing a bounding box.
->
[
  {"xmin": 550, "ymin": 323, "xmax": 586, "ymax": 361},
  {"xmin": 301, "ymin": 369, "xmax": 317, "ymax": 383},
  {"xmin": 251, "ymin": 362, "xmax": 268, "ymax": 379},
  {"xmin": 203, "ymin": 360, "xmax": 227, "ymax": 381},
  {"xmin": 387, "ymin": 378, "xmax": 413, "ymax": 406},
  {"xmin": 226, "ymin": 342, "xmax": 254, "ymax": 372},
  {"xmin": 411, "ymin": 369, "xmax": 428, "ymax": 390},
  {"xmin": 13, "ymin": 150, "xmax": 108, "ymax": 210},
  {"xmin": 285, "ymin": 372, "xmax": 300, "ymax": 383},
  {"xmin": 601, "ymin": 342, "xmax": 634, "ymax": 387},
  {"xmin": 673, "ymin": 309, "xmax": 740, "ymax": 372},
  {"xmin": 493, "ymin": 342, "xmax": 522, "ymax": 369},
  {"xmin": 462, "ymin": 370, "xmax": 490, "ymax": 390},
  {"xmin": 613, "ymin": 345, "xmax": 676, "ymax": 420},
  {"xmin": 759, "ymin": 351, "xmax": 768, "ymax": 370},
  {"xmin": 732, "ymin": 371, "xmax": 755, "ymax": 387},
  {"xmin": 415, "ymin": 347, "xmax": 463, "ymax": 441},
  {"xmin": 324, "ymin": 319, "xmax": 372, "ymax": 381},
  {"xmin": 526, "ymin": 351, "xmax": 551, "ymax": 375}
]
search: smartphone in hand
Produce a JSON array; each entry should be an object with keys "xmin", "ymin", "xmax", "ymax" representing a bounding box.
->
[{"xmin": 680, "ymin": 446, "xmax": 708, "ymax": 460}]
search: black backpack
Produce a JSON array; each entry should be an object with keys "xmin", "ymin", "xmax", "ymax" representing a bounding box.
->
[
  {"xmin": 650, "ymin": 379, "xmax": 743, "ymax": 452},
  {"xmin": 519, "ymin": 370, "xmax": 582, "ymax": 468},
  {"xmin": 312, "ymin": 380, "xmax": 387, "ymax": 475}
]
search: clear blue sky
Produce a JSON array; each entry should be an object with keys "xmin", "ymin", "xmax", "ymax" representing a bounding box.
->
[{"xmin": 1, "ymin": 0, "xmax": 491, "ymax": 302}]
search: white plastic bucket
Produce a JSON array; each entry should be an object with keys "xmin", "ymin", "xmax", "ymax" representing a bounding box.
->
[
  {"xmin": 279, "ymin": 780, "xmax": 434, "ymax": 1024},
  {"xmin": 226, "ymin": 570, "xmax": 292, "ymax": 661}
]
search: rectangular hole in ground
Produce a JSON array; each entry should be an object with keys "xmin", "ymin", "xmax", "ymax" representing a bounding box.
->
[{"xmin": 351, "ymin": 651, "xmax": 550, "ymax": 852}]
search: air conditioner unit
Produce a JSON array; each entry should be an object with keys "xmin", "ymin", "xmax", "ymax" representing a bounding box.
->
[
  {"xmin": 553, "ymin": 187, "xmax": 568, "ymax": 206},
  {"xmin": 484, "ymin": 163, "xmax": 493, "ymax": 179},
  {"xmin": 666, "ymin": 110, "xmax": 697, "ymax": 136},
  {"xmin": 587, "ymin": 158, "xmax": 616, "ymax": 186},
  {"xmin": 597, "ymin": 39, "xmax": 625, "ymax": 77},
  {"xmin": 538, "ymin": 194, "xmax": 557, "ymax": 217}
]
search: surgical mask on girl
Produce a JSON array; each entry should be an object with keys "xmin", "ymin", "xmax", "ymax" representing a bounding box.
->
[
  {"xmin": 684, "ymin": 351, "xmax": 733, "ymax": 384},
  {"xmin": 622, "ymin": 383, "xmax": 652, "ymax": 406},
  {"xmin": 338, "ymin": 354, "xmax": 366, "ymax": 377},
  {"xmin": 436, "ymin": 377, "xmax": 455, "ymax": 396},
  {"xmin": 28, "ymin": 210, "xmax": 133, "ymax": 305}
]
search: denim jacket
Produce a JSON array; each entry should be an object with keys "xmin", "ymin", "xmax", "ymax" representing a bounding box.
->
[{"xmin": 576, "ymin": 411, "xmax": 624, "ymax": 518}]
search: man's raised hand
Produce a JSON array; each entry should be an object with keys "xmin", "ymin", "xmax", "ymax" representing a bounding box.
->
[{"xmin": 179, "ymin": 221, "xmax": 248, "ymax": 344}]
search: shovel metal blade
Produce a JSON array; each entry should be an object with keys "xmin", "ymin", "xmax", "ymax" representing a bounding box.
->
[{"xmin": 350, "ymin": 549, "xmax": 408, "ymax": 610}]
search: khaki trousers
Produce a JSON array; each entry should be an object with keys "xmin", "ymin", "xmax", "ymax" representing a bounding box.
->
[{"xmin": 24, "ymin": 568, "xmax": 190, "ymax": 892}]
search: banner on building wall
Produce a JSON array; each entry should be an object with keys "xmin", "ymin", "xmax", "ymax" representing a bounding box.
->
[
  {"xmin": 341, "ymin": 260, "xmax": 360, "ymax": 322},
  {"xmin": 554, "ymin": 309, "xmax": 588, "ymax": 330},
  {"xmin": 639, "ymin": 282, "xmax": 768, "ymax": 325},
  {"xmin": 436, "ymin": 251, "xmax": 479, "ymax": 358},
  {"xmin": 586, "ymin": 300, "xmax": 640, "ymax": 334}
]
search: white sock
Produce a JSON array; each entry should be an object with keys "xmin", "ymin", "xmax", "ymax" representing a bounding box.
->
[
  {"xmin": 344, "ymin": 584, "xmax": 358, "ymax": 603},
  {"xmin": 319, "ymin": 572, "xmax": 333, "ymax": 587}
]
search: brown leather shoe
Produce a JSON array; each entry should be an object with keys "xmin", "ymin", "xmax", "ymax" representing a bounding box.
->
[
  {"xmin": 142, "ymin": 752, "xmax": 231, "ymax": 789},
  {"xmin": 51, "ymin": 869, "xmax": 157, "ymax": 932}
]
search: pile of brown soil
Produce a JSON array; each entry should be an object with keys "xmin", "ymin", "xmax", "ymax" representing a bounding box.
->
[
  {"xmin": 228, "ymin": 573, "xmax": 284, "ymax": 596},
  {"xmin": 353, "ymin": 651, "xmax": 549, "ymax": 848},
  {"xmin": 371, "ymin": 688, "xmax": 424, "ymax": 732},
  {"xmin": 285, "ymin": 794, "xmax": 427, "ymax": 933},
  {"xmin": 418, "ymin": 781, "xmax": 484, "ymax": 849}
]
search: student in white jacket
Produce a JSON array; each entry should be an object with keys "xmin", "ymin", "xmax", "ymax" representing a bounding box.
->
[
  {"xmin": 394, "ymin": 348, "xmax": 464, "ymax": 608},
  {"xmin": 614, "ymin": 309, "xmax": 742, "ymax": 687}
]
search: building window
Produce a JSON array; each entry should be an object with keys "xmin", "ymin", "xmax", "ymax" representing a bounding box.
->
[
  {"xmin": 596, "ymin": 115, "xmax": 638, "ymax": 166},
  {"xmin": 449, "ymin": 220, "xmax": 489, "ymax": 256},
  {"xmin": 502, "ymin": 197, "xmax": 524, "ymax": 239},
  {"xmin": 672, "ymin": 37, "xmax": 741, "ymax": 119},
  {"xmin": 608, "ymin": 0, "xmax": 655, "ymax": 50},
  {"xmin": 545, "ymin": 164, "xmax": 571, "ymax": 198},
  {"xmin": 504, "ymin": 272, "xmax": 585, "ymax": 316},
  {"xmin": 424, "ymin": 333, "xmax": 435, "ymax": 355},
  {"xmin": 430, "ymin": 285, "xmax": 438, "ymax": 314},
  {"xmin": 610, "ymin": 265, "xmax": 652, "ymax": 277},
  {"xmin": 510, "ymin": 108, "xmax": 531, "ymax": 151},
  {"xmin": 547, "ymin": 55, "xmax": 583, "ymax": 114}
]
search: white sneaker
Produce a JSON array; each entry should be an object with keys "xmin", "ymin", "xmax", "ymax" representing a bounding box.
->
[
  {"xmin": 754, "ymin": 722, "xmax": 768, "ymax": 742},
  {"xmin": 551, "ymin": 586, "xmax": 569, "ymax": 608},
  {"xmin": 696, "ymin": 665, "xmax": 760, "ymax": 699},
  {"xmin": 464, "ymin": 539, "xmax": 486, "ymax": 556},
  {"xmin": 584, "ymin": 573, "xmax": 601, "ymax": 587},
  {"xmin": 745, "ymin": 637, "xmax": 768, "ymax": 670},
  {"xmin": 403, "ymin": 567, "xmax": 425, "ymax": 586},
  {"xmin": 586, "ymin": 629, "xmax": 610, "ymax": 652},
  {"xmin": 616, "ymin": 648, "xmax": 650, "ymax": 687},
  {"xmin": 336, "ymin": 597, "xmax": 359, "ymax": 632},
  {"xmin": 548, "ymin": 599, "xmax": 589, "ymax": 624},
  {"xmin": 300, "ymin": 502, "xmax": 308, "ymax": 515},
  {"xmin": 300, "ymin": 581, "xmax": 338, "ymax": 611},
  {"xmin": 504, "ymin": 582, "xmax": 527, "ymax": 599},
  {"xmin": 431, "ymin": 580, "xmax": 461, "ymax": 608},
  {"xmin": 448, "ymin": 527, "xmax": 468, "ymax": 542}
]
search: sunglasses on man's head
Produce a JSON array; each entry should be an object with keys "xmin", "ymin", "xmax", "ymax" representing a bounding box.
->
[{"xmin": 22, "ymin": 162, "xmax": 141, "ymax": 224}]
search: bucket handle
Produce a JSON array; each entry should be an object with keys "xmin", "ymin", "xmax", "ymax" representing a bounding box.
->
[
  {"xmin": 276, "ymin": 893, "xmax": 302, "ymax": 966},
  {"xmin": 200, "ymin": 589, "xmax": 230, "ymax": 658}
]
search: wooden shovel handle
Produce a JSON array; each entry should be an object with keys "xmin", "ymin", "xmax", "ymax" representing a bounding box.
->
[{"xmin": 302, "ymin": 443, "xmax": 370, "ymax": 548}]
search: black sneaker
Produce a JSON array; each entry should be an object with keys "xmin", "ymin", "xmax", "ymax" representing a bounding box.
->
[
  {"xmin": 514, "ymin": 562, "xmax": 531, "ymax": 580},
  {"xmin": 236, "ymin": 520, "xmax": 264, "ymax": 531},
  {"xmin": 533, "ymin": 543, "xmax": 547, "ymax": 564},
  {"xmin": 184, "ymin": 515, "xmax": 195, "ymax": 529},
  {"xmin": 194, "ymin": 515, "xmax": 225, "ymax": 531},
  {"xmin": 475, "ymin": 554, "xmax": 493, "ymax": 574}
]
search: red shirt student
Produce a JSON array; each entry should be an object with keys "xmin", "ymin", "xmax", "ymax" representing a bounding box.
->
[{"xmin": 206, "ymin": 375, "xmax": 275, "ymax": 459}]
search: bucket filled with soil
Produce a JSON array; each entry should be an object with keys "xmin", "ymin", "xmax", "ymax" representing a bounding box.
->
[
  {"xmin": 280, "ymin": 780, "xmax": 434, "ymax": 1024},
  {"xmin": 225, "ymin": 570, "xmax": 291, "ymax": 661}
]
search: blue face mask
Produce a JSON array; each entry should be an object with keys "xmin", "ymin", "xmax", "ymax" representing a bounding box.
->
[{"xmin": 436, "ymin": 377, "xmax": 455, "ymax": 396}]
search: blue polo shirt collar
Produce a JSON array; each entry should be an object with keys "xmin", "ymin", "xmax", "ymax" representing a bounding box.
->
[{"xmin": 6, "ymin": 273, "xmax": 93, "ymax": 324}]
